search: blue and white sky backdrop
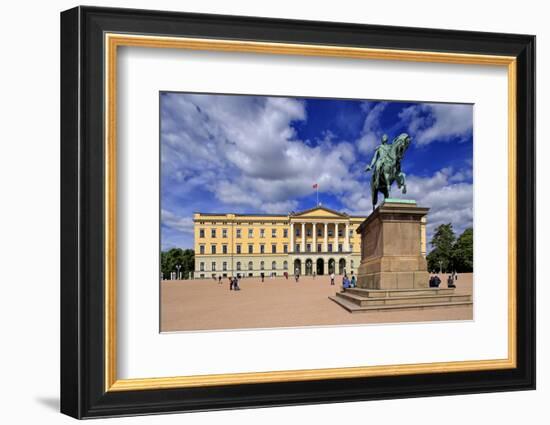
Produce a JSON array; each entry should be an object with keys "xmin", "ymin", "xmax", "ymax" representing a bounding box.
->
[{"xmin": 160, "ymin": 92, "xmax": 473, "ymax": 251}]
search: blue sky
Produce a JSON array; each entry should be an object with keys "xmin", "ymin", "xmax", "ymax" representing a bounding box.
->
[{"xmin": 160, "ymin": 92, "xmax": 473, "ymax": 251}]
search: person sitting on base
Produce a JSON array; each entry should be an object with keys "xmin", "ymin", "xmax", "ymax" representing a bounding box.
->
[
  {"xmin": 342, "ymin": 274, "xmax": 350, "ymax": 289},
  {"xmin": 447, "ymin": 274, "xmax": 456, "ymax": 288},
  {"xmin": 350, "ymin": 271, "xmax": 357, "ymax": 288}
]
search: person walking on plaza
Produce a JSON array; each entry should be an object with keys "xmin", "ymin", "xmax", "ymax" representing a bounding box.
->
[
  {"xmin": 229, "ymin": 276, "xmax": 234, "ymax": 290},
  {"xmin": 330, "ymin": 272, "xmax": 335, "ymax": 286},
  {"xmin": 284, "ymin": 271, "xmax": 288, "ymax": 280},
  {"xmin": 218, "ymin": 276, "xmax": 222, "ymax": 284},
  {"xmin": 294, "ymin": 268, "xmax": 300, "ymax": 283},
  {"xmin": 260, "ymin": 272, "xmax": 265, "ymax": 283}
]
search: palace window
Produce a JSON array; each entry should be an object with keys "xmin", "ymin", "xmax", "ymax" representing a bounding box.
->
[
  {"xmin": 283, "ymin": 229, "xmax": 288, "ymax": 238},
  {"xmin": 306, "ymin": 228, "xmax": 312, "ymax": 237},
  {"xmin": 248, "ymin": 261, "xmax": 253, "ymax": 270},
  {"xmin": 222, "ymin": 262, "xmax": 227, "ymax": 271},
  {"xmin": 283, "ymin": 244, "xmax": 288, "ymax": 253},
  {"xmin": 350, "ymin": 244, "xmax": 354, "ymax": 251},
  {"xmin": 271, "ymin": 244, "xmax": 277, "ymax": 254},
  {"xmin": 338, "ymin": 229, "xmax": 343, "ymax": 237},
  {"xmin": 306, "ymin": 243, "xmax": 311, "ymax": 253},
  {"xmin": 270, "ymin": 228, "xmax": 275, "ymax": 237},
  {"xmin": 328, "ymin": 243, "xmax": 333, "ymax": 252},
  {"xmin": 272, "ymin": 261, "xmax": 277, "ymax": 270},
  {"xmin": 328, "ymin": 229, "xmax": 333, "ymax": 237},
  {"xmin": 211, "ymin": 262, "xmax": 216, "ymax": 271},
  {"xmin": 248, "ymin": 244, "xmax": 253, "ymax": 254},
  {"xmin": 222, "ymin": 228, "xmax": 228, "ymax": 238},
  {"xmin": 283, "ymin": 261, "xmax": 288, "ymax": 270},
  {"xmin": 338, "ymin": 244, "xmax": 343, "ymax": 252},
  {"xmin": 295, "ymin": 244, "xmax": 300, "ymax": 253},
  {"xmin": 317, "ymin": 243, "xmax": 322, "ymax": 252},
  {"xmin": 199, "ymin": 229, "xmax": 205, "ymax": 238},
  {"xmin": 236, "ymin": 228, "xmax": 241, "ymax": 238},
  {"xmin": 236, "ymin": 245, "xmax": 241, "ymax": 254},
  {"xmin": 317, "ymin": 228, "xmax": 322, "ymax": 237},
  {"xmin": 260, "ymin": 261, "xmax": 265, "ymax": 270},
  {"xmin": 248, "ymin": 228, "xmax": 253, "ymax": 238},
  {"xmin": 295, "ymin": 228, "xmax": 300, "ymax": 236},
  {"xmin": 211, "ymin": 229, "xmax": 216, "ymax": 238},
  {"xmin": 211, "ymin": 245, "xmax": 216, "ymax": 254},
  {"xmin": 222, "ymin": 245, "xmax": 228, "ymax": 254},
  {"xmin": 260, "ymin": 244, "xmax": 265, "ymax": 254},
  {"xmin": 199, "ymin": 245, "xmax": 205, "ymax": 254},
  {"xmin": 200, "ymin": 262, "xmax": 204, "ymax": 271},
  {"xmin": 260, "ymin": 228, "xmax": 265, "ymax": 238},
  {"xmin": 236, "ymin": 262, "xmax": 241, "ymax": 271},
  {"xmin": 349, "ymin": 229, "xmax": 354, "ymax": 237}
]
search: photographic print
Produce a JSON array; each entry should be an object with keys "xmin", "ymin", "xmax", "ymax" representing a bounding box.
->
[{"xmin": 160, "ymin": 92, "xmax": 474, "ymax": 332}]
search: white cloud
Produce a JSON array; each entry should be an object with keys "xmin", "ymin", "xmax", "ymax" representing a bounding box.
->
[
  {"xmin": 161, "ymin": 93, "xmax": 362, "ymax": 214},
  {"xmin": 356, "ymin": 101, "xmax": 388, "ymax": 154},
  {"xmin": 161, "ymin": 209, "xmax": 195, "ymax": 234},
  {"xmin": 398, "ymin": 103, "xmax": 473, "ymax": 146},
  {"xmin": 389, "ymin": 167, "xmax": 473, "ymax": 244}
]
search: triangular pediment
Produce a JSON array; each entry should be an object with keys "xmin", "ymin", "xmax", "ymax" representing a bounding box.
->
[{"xmin": 290, "ymin": 206, "xmax": 348, "ymax": 219}]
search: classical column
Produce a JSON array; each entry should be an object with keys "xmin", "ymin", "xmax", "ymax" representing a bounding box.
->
[
  {"xmin": 312, "ymin": 222, "xmax": 317, "ymax": 252},
  {"xmin": 345, "ymin": 222, "xmax": 350, "ymax": 251},
  {"xmin": 290, "ymin": 222, "xmax": 294, "ymax": 253},
  {"xmin": 301, "ymin": 222, "xmax": 306, "ymax": 253},
  {"xmin": 335, "ymin": 223, "xmax": 339, "ymax": 252},
  {"xmin": 324, "ymin": 222, "xmax": 328, "ymax": 252}
]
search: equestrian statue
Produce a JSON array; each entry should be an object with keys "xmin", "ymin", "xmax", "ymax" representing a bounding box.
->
[{"xmin": 365, "ymin": 133, "xmax": 412, "ymax": 209}]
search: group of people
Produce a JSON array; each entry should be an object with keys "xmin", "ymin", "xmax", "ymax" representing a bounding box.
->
[
  {"xmin": 429, "ymin": 272, "xmax": 458, "ymax": 288},
  {"xmin": 215, "ymin": 269, "xmax": 362, "ymax": 289},
  {"xmin": 228, "ymin": 275, "xmax": 241, "ymax": 291},
  {"xmin": 341, "ymin": 272, "xmax": 357, "ymax": 289}
]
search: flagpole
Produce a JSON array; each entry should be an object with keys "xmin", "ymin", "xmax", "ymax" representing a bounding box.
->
[{"xmin": 316, "ymin": 186, "xmax": 319, "ymax": 206}]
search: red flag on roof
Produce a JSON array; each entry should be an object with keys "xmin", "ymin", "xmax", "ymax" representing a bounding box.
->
[{"xmin": 312, "ymin": 183, "xmax": 318, "ymax": 189}]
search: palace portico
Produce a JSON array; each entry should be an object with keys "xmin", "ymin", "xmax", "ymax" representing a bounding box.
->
[{"xmin": 287, "ymin": 208, "xmax": 363, "ymax": 276}]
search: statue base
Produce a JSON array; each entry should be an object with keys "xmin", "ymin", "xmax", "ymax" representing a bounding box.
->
[{"xmin": 356, "ymin": 199, "xmax": 429, "ymax": 290}]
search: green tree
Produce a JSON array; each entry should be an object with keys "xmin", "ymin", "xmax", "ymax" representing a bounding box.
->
[
  {"xmin": 452, "ymin": 228, "xmax": 473, "ymax": 272},
  {"xmin": 427, "ymin": 223, "xmax": 456, "ymax": 273},
  {"xmin": 161, "ymin": 248, "xmax": 195, "ymax": 279}
]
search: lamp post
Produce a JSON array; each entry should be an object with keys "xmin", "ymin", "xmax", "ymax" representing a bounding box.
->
[{"xmin": 176, "ymin": 264, "xmax": 181, "ymax": 280}]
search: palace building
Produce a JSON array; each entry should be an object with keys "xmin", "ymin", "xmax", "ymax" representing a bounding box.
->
[{"xmin": 193, "ymin": 206, "xmax": 372, "ymax": 279}]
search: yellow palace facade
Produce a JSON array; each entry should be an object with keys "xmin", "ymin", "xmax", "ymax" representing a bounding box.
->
[{"xmin": 193, "ymin": 206, "xmax": 368, "ymax": 279}]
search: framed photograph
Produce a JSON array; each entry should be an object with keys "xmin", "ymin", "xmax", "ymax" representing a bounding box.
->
[{"xmin": 60, "ymin": 6, "xmax": 535, "ymax": 419}]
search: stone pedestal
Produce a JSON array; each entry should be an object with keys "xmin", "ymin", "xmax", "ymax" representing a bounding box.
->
[{"xmin": 356, "ymin": 200, "xmax": 429, "ymax": 290}]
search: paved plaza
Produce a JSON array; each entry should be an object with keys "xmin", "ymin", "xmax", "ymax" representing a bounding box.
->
[{"xmin": 160, "ymin": 273, "xmax": 473, "ymax": 332}]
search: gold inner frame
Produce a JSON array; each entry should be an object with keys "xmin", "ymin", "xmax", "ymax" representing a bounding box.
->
[{"xmin": 104, "ymin": 33, "xmax": 517, "ymax": 392}]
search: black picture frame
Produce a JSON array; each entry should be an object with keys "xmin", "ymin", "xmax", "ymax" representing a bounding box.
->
[{"xmin": 61, "ymin": 5, "xmax": 535, "ymax": 419}]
